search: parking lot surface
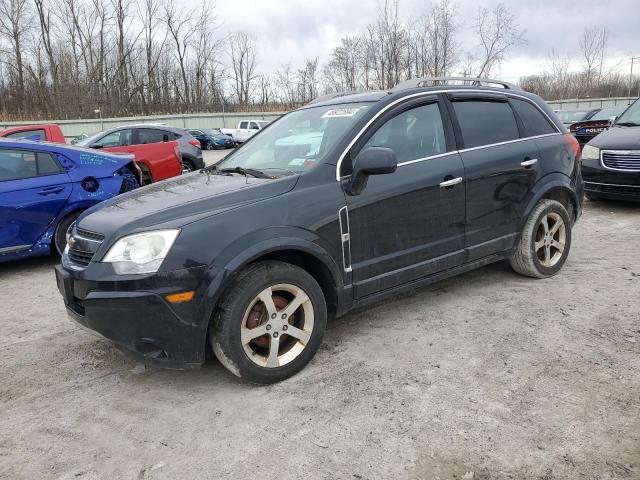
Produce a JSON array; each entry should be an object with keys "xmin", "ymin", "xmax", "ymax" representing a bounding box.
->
[{"xmin": 0, "ymin": 200, "xmax": 638, "ymax": 479}]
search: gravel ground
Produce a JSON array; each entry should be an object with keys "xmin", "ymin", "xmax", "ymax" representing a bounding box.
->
[{"xmin": 0, "ymin": 199, "xmax": 639, "ymax": 480}]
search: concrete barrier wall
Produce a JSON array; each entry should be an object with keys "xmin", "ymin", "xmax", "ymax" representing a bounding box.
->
[
  {"xmin": 0, "ymin": 112, "xmax": 285, "ymax": 139},
  {"xmin": 546, "ymin": 97, "xmax": 636, "ymax": 110}
]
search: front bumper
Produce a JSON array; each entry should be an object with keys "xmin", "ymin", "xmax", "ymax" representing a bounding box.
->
[
  {"xmin": 55, "ymin": 263, "xmax": 215, "ymax": 368},
  {"xmin": 582, "ymin": 158, "xmax": 640, "ymax": 201}
]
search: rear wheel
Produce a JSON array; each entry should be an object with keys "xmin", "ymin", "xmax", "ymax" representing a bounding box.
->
[
  {"xmin": 210, "ymin": 261, "xmax": 327, "ymax": 383},
  {"xmin": 181, "ymin": 159, "xmax": 195, "ymax": 174},
  {"xmin": 54, "ymin": 211, "xmax": 81, "ymax": 255},
  {"xmin": 205, "ymin": 142, "xmax": 214, "ymax": 150},
  {"xmin": 510, "ymin": 199, "xmax": 572, "ymax": 278}
]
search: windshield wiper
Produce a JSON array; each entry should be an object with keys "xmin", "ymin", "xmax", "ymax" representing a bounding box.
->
[
  {"xmin": 219, "ymin": 166, "xmax": 273, "ymax": 179},
  {"xmin": 615, "ymin": 121, "xmax": 640, "ymax": 127}
]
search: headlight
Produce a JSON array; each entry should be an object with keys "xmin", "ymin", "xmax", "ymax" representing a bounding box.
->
[
  {"xmin": 102, "ymin": 229, "xmax": 180, "ymax": 274},
  {"xmin": 581, "ymin": 145, "xmax": 600, "ymax": 161}
]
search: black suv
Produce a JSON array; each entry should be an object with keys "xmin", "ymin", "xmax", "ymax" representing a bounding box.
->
[
  {"xmin": 55, "ymin": 77, "xmax": 583, "ymax": 383},
  {"xmin": 581, "ymin": 98, "xmax": 640, "ymax": 201}
]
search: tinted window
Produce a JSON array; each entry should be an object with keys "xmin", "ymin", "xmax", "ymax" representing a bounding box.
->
[
  {"xmin": 4, "ymin": 129, "xmax": 47, "ymax": 141},
  {"xmin": 362, "ymin": 102, "xmax": 446, "ymax": 164},
  {"xmin": 452, "ymin": 100, "xmax": 519, "ymax": 148},
  {"xmin": 138, "ymin": 128, "xmax": 169, "ymax": 144},
  {"xmin": 0, "ymin": 149, "xmax": 60, "ymax": 181},
  {"xmin": 99, "ymin": 129, "xmax": 132, "ymax": 147},
  {"xmin": 239, "ymin": 122, "xmax": 248, "ymax": 129},
  {"xmin": 249, "ymin": 122, "xmax": 260, "ymax": 130},
  {"xmin": 189, "ymin": 130, "xmax": 202, "ymax": 136},
  {"xmin": 511, "ymin": 99, "xmax": 557, "ymax": 136}
]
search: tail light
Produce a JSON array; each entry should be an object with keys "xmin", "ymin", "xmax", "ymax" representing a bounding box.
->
[
  {"xmin": 563, "ymin": 133, "xmax": 581, "ymax": 162},
  {"xmin": 189, "ymin": 139, "xmax": 201, "ymax": 149}
]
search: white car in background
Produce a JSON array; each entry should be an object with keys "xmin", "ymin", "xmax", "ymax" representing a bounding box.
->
[{"xmin": 220, "ymin": 120, "xmax": 270, "ymax": 143}]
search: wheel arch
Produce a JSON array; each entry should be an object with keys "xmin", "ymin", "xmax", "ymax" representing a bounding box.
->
[{"xmin": 522, "ymin": 175, "xmax": 580, "ymax": 228}]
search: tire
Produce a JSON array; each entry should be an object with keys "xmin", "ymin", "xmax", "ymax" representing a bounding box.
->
[
  {"xmin": 510, "ymin": 199, "xmax": 572, "ymax": 279},
  {"xmin": 54, "ymin": 211, "xmax": 81, "ymax": 255},
  {"xmin": 210, "ymin": 260, "xmax": 327, "ymax": 384},
  {"xmin": 181, "ymin": 159, "xmax": 195, "ymax": 174},
  {"xmin": 205, "ymin": 142, "xmax": 214, "ymax": 150}
]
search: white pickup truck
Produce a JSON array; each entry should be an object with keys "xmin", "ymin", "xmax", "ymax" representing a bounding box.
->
[{"xmin": 220, "ymin": 120, "xmax": 270, "ymax": 144}]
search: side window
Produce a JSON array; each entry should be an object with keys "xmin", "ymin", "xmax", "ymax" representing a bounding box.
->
[
  {"xmin": 249, "ymin": 122, "xmax": 260, "ymax": 130},
  {"xmin": 37, "ymin": 152, "xmax": 62, "ymax": 175},
  {"xmin": 361, "ymin": 103, "xmax": 446, "ymax": 164},
  {"xmin": 511, "ymin": 98, "xmax": 557, "ymax": 137},
  {"xmin": 239, "ymin": 121, "xmax": 248, "ymax": 129},
  {"xmin": 452, "ymin": 100, "xmax": 519, "ymax": 148},
  {"xmin": 99, "ymin": 129, "xmax": 132, "ymax": 147},
  {"xmin": 4, "ymin": 129, "xmax": 47, "ymax": 140},
  {"xmin": 0, "ymin": 149, "xmax": 60, "ymax": 181},
  {"xmin": 138, "ymin": 128, "xmax": 168, "ymax": 144}
]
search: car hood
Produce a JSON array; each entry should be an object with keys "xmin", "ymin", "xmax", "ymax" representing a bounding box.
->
[
  {"xmin": 589, "ymin": 125, "xmax": 640, "ymax": 149},
  {"xmin": 77, "ymin": 171, "xmax": 299, "ymax": 238}
]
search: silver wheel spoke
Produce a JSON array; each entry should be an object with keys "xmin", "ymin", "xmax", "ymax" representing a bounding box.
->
[
  {"xmin": 283, "ymin": 289, "xmax": 309, "ymax": 318},
  {"xmin": 266, "ymin": 335, "xmax": 280, "ymax": 368},
  {"xmin": 257, "ymin": 287, "xmax": 277, "ymax": 318},
  {"xmin": 285, "ymin": 325, "xmax": 311, "ymax": 344},
  {"xmin": 534, "ymin": 240, "xmax": 545, "ymax": 252},
  {"xmin": 541, "ymin": 216, "xmax": 550, "ymax": 234},
  {"xmin": 544, "ymin": 245, "xmax": 551, "ymax": 265},
  {"xmin": 549, "ymin": 220, "xmax": 562, "ymax": 235},
  {"xmin": 241, "ymin": 324, "xmax": 268, "ymax": 345},
  {"xmin": 551, "ymin": 240, "xmax": 564, "ymax": 253}
]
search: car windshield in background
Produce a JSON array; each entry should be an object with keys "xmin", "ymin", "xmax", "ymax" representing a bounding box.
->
[
  {"xmin": 590, "ymin": 107, "xmax": 625, "ymax": 121},
  {"xmin": 614, "ymin": 100, "xmax": 640, "ymax": 126},
  {"xmin": 557, "ymin": 110, "xmax": 592, "ymax": 124},
  {"xmin": 218, "ymin": 103, "xmax": 371, "ymax": 174}
]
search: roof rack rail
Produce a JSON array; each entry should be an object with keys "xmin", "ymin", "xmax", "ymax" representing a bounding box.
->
[
  {"xmin": 391, "ymin": 76, "xmax": 520, "ymax": 92},
  {"xmin": 307, "ymin": 91, "xmax": 363, "ymax": 105}
]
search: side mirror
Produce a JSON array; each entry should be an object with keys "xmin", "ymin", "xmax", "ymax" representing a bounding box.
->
[
  {"xmin": 346, "ymin": 146, "xmax": 397, "ymax": 195},
  {"xmin": 608, "ymin": 115, "xmax": 618, "ymax": 126},
  {"xmin": 90, "ymin": 143, "xmax": 103, "ymax": 149}
]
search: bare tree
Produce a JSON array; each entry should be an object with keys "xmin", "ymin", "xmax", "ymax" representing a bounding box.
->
[
  {"xmin": 579, "ymin": 26, "xmax": 608, "ymax": 88},
  {"xmin": 229, "ymin": 31, "xmax": 257, "ymax": 106},
  {"xmin": 473, "ymin": 3, "xmax": 525, "ymax": 77},
  {"xmin": 164, "ymin": 0, "xmax": 195, "ymax": 109},
  {"xmin": 410, "ymin": 0, "xmax": 457, "ymax": 77},
  {"xmin": 0, "ymin": 0, "xmax": 32, "ymax": 110}
]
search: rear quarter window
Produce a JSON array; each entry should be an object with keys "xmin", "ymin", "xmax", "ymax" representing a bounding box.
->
[
  {"xmin": 511, "ymin": 98, "xmax": 557, "ymax": 136},
  {"xmin": 452, "ymin": 100, "xmax": 519, "ymax": 149},
  {"xmin": 4, "ymin": 129, "xmax": 47, "ymax": 140}
]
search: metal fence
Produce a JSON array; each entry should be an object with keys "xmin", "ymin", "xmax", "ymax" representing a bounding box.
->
[
  {"xmin": 0, "ymin": 112, "xmax": 285, "ymax": 139},
  {"xmin": 546, "ymin": 97, "xmax": 636, "ymax": 110},
  {"xmin": 0, "ymin": 96, "xmax": 637, "ymax": 139}
]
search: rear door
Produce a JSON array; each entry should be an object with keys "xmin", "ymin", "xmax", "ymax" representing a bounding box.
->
[
  {"xmin": 0, "ymin": 149, "xmax": 71, "ymax": 253},
  {"xmin": 447, "ymin": 94, "xmax": 540, "ymax": 260},
  {"xmin": 344, "ymin": 96, "xmax": 466, "ymax": 297}
]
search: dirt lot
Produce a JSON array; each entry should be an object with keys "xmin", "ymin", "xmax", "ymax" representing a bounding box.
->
[{"xmin": 0, "ymin": 199, "xmax": 639, "ymax": 480}]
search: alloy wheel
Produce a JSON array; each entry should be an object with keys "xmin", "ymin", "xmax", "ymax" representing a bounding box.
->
[
  {"xmin": 534, "ymin": 212, "xmax": 566, "ymax": 267},
  {"xmin": 240, "ymin": 283, "xmax": 314, "ymax": 368}
]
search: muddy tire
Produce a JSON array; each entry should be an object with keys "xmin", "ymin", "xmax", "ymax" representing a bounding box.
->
[
  {"xmin": 54, "ymin": 211, "xmax": 81, "ymax": 255},
  {"xmin": 210, "ymin": 261, "xmax": 327, "ymax": 384},
  {"xmin": 510, "ymin": 199, "xmax": 572, "ymax": 279}
]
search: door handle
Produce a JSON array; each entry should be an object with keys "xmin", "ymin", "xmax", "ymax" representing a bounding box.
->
[
  {"xmin": 521, "ymin": 158, "xmax": 538, "ymax": 168},
  {"xmin": 439, "ymin": 177, "xmax": 463, "ymax": 188},
  {"xmin": 37, "ymin": 186, "xmax": 64, "ymax": 195}
]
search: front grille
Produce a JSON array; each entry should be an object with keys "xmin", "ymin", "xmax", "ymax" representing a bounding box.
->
[
  {"xmin": 602, "ymin": 150, "xmax": 640, "ymax": 171},
  {"xmin": 67, "ymin": 226, "xmax": 104, "ymax": 268}
]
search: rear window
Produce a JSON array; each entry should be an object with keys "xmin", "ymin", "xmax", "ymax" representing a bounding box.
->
[
  {"xmin": 4, "ymin": 129, "xmax": 47, "ymax": 141},
  {"xmin": 452, "ymin": 100, "xmax": 519, "ymax": 149},
  {"xmin": 511, "ymin": 99, "xmax": 557, "ymax": 136}
]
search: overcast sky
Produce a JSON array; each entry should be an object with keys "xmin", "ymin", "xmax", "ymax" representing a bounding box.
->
[{"xmin": 213, "ymin": 0, "xmax": 639, "ymax": 81}]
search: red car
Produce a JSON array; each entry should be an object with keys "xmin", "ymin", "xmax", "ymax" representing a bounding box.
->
[{"xmin": 0, "ymin": 124, "xmax": 183, "ymax": 184}]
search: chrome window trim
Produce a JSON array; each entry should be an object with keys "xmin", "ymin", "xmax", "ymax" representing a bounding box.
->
[
  {"xmin": 600, "ymin": 149, "xmax": 640, "ymax": 172},
  {"xmin": 335, "ymin": 88, "xmax": 561, "ymax": 181},
  {"xmin": 584, "ymin": 181, "xmax": 640, "ymax": 188}
]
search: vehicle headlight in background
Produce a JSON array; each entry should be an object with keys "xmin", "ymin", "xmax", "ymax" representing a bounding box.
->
[
  {"xmin": 581, "ymin": 145, "xmax": 600, "ymax": 161},
  {"xmin": 102, "ymin": 229, "xmax": 180, "ymax": 274}
]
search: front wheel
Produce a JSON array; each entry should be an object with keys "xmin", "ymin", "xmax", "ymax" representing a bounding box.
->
[
  {"xmin": 210, "ymin": 261, "xmax": 327, "ymax": 383},
  {"xmin": 510, "ymin": 199, "xmax": 572, "ymax": 278}
]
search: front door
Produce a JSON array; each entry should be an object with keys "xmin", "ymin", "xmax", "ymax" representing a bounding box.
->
[
  {"xmin": 0, "ymin": 148, "xmax": 71, "ymax": 253},
  {"xmin": 343, "ymin": 97, "xmax": 466, "ymax": 298}
]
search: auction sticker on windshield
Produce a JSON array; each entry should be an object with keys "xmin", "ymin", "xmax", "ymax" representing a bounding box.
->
[{"xmin": 322, "ymin": 108, "xmax": 362, "ymax": 118}]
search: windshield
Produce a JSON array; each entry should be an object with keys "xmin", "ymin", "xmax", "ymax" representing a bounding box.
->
[
  {"xmin": 76, "ymin": 131, "xmax": 104, "ymax": 147},
  {"xmin": 218, "ymin": 103, "xmax": 371, "ymax": 174},
  {"xmin": 614, "ymin": 100, "xmax": 640, "ymax": 126},
  {"xmin": 556, "ymin": 110, "xmax": 593, "ymax": 124},
  {"xmin": 590, "ymin": 107, "xmax": 625, "ymax": 121}
]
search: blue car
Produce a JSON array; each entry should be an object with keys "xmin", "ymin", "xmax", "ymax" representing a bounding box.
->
[
  {"xmin": 187, "ymin": 128, "xmax": 235, "ymax": 149},
  {"xmin": 0, "ymin": 139, "xmax": 139, "ymax": 263}
]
